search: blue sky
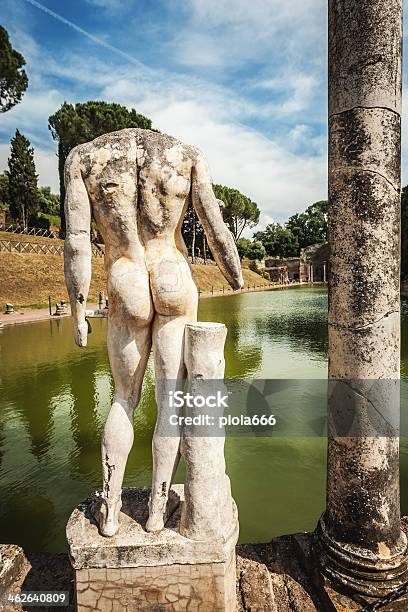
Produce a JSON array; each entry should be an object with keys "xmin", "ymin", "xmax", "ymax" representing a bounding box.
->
[{"xmin": 0, "ymin": 0, "xmax": 405, "ymax": 228}]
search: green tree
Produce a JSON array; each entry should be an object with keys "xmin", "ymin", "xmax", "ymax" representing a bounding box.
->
[
  {"xmin": 402, "ymin": 186, "xmax": 408, "ymax": 280},
  {"xmin": 38, "ymin": 186, "xmax": 59, "ymax": 216},
  {"xmin": 236, "ymin": 237, "xmax": 251, "ymax": 259},
  {"xmin": 254, "ymin": 200, "xmax": 328, "ymax": 258},
  {"xmin": 286, "ymin": 200, "xmax": 328, "ymax": 249},
  {"xmin": 254, "ymin": 223, "xmax": 299, "ymax": 257},
  {"xmin": 213, "ymin": 184, "xmax": 260, "ymax": 240},
  {"xmin": 0, "ymin": 172, "xmax": 9, "ymax": 208},
  {"xmin": 272, "ymin": 226, "xmax": 299, "ymax": 257},
  {"xmin": 48, "ymin": 101, "xmax": 153, "ymax": 236},
  {"xmin": 182, "ymin": 202, "xmax": 205, "ymax": 262},
  {"xmin": 247, "ymin": 240, "xmax": 266, "ymax": 261},
  {"xmin": 0, "ymin": 26, "xmax": 28, "ymax": 112},
  {"xmin": 7, "ymin": 130, "xmax": 39, "ymax": 230}
]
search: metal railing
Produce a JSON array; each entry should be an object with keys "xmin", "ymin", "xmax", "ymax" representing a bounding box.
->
[
  {"xmin": 0, "ymin": 223, "xmax": 59, "ymax": 239},
  {"xmin": 0, "ymin": 239, "xmax": 104, "ymax": 258}
]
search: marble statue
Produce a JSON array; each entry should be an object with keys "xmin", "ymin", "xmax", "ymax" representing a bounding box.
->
[{"xmin": 64, "ymin": 128, "xmax": 243, "ymax": 537}]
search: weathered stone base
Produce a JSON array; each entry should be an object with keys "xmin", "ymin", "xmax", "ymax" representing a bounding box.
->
[
  {"xmin": 0, "ymin": 548, "xmax": 74, "ymax": 612},
  {"xmin": 3, "ymin": 523, "xmax": 408, "ymax": 611},
  {"xmin": 66, "ymin": 486, "xmax": 238, "ymax": 612},
  {"xmin": 75, "ymin": 552, "xmax": 236, "ymax": 611},
  {"xmin": 238, "ymin": 525, "xmax": 408, "ymax": 611},
  {"xmin": 0, "ymin": 545, "xmax": 26, "ymax": 593},
  {"xmin": 315, "ymin": 517, "xmax": 408, "ymax": 600}
]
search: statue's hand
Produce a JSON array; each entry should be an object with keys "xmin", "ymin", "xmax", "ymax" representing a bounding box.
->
[
  {"xmin": 230, "ymin": 270, "xmax": 244, "ymax": 290},
  {"xmin": 74, "ymin": 320, "xmax": 88, "ymax": 347}
]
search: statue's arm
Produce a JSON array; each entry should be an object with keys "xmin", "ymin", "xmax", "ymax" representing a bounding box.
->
[
  {"xmin": 64, "ymin": 148, "xmax": 92, "ymax": 347},
  {"xmin": 191, "ymin": 153, "xmax": 244, "ymax": 289}
]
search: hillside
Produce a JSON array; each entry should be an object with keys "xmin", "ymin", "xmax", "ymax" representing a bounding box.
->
[
  {"xmin": 0, "ymin": 252, "xmax": 269, "ymax": 307},
  {"xmin": 0, "ymin": 231, "xmax": 64, "ymax": 245}
]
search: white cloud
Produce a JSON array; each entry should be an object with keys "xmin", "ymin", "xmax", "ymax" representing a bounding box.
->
[
  {"xmin": 0, "ymin": 75, "xmax": 327, "ymax": 223},
  {"xmin": 289, "ymin": 124, "xmax": 311, "ymax": 142},
  {"xmin": 0, "ymin": 143, "xmax": 59, "ymax": 192},
  {"xmin": 165, "ymin": 0, "xmax": 327, "ymax": 143},
  {"xmin": 255, "ymin": 214, "xmax": 276, "ymax": 234},
  {"xmin": 103, "ymin": 77, "xmax": 326, "ymax": 227},
  {"xmin": 33, "ymin": 148, "xmax": 59, "ymax": 192},
  {"xmin": 172, "ymin": 0, "xmax": 325, "ymax": 68},
  {"xmin": 184, "ymin": 0, "xmax": 322, "ymax": 27},
  {"xmin": 0, "ymin": 85, "xmax": 64, "ymax": 190},
  {"xmin": 280, "ymin": 75, "xmax": 319, "ymax": 115},
  {"xmin": 159, "ymin": 106, "xmax": 326, "ymax": 225},
  {"xmin": 0, "ymin": 89, "xmax": 64, "ymax": 139},
  {"xmin": 171, "ymin": 34, "xmax": 228, "ymax": 68}
]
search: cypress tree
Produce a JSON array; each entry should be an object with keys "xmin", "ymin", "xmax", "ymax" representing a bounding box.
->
[{"xmin": 7, "ymin": 129, "xmax": 39, "ymax": 231}]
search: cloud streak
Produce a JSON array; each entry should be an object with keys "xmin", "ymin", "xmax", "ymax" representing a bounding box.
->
[{"xmin": 21, "ymin": 0, "xmax": 149, "ymax": 71}]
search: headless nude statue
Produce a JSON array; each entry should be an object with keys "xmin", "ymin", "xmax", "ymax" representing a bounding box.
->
[{"xmin": 64, "ymin": 128, "xmax": 243, "ymax": 537}]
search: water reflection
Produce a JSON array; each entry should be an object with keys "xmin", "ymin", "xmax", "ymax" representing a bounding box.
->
[
  {"xmin": 0, "ymin": 288, "xmax": 406, "ymax": 552},
  {"xmin": 69, "ymin": 355, "xmax": 104, "ymax": 480},
  {"xmin": 253, "ymin": 288, "xmax": 328, "ymax": 362},
  {"xmin": 200, "ymin": 294, "xmax": 263, "ymax": 378}
]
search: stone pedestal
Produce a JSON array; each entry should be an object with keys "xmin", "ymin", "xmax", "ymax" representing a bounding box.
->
[{"xmin": 67, "ymin": 486, "xmax": 238, "ymax": 611}]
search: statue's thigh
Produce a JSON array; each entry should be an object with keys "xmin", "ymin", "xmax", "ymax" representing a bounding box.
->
[
  {"xmin": 152, "ymin": 313, "xmax": 194, "ymax": 381},
  {"xmin": 107, "ymin": 315, "xmax": 152, "ymax": 404}
]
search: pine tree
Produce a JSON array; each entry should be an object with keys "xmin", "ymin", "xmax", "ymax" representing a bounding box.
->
[
  {"xmin": 0, "ymin": 26, "xmax": 28, "ymax": 112},
  {"xmin": 7, "ymin": 130, "xmax": 39, "ymax": 230},
  {"xmin": 49, "ymin": 101, "xmax": 153, "ymax": 236}
]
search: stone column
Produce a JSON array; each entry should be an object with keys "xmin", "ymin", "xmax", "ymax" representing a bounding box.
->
[
  {"xmin": 180, "ymin": 322, "xmax": 237, "ymax": 543},
  {"xmin": 317, "ymin": 0, "xmax": 407, "ymax": 597}
]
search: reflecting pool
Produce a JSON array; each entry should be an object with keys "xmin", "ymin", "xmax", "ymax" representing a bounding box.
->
[{"xmin": 1, "ymin": 287, "xmax": 407, "ymax": 551}]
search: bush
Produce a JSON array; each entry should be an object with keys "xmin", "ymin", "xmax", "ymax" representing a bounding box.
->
[
  {"xmin": 39, "ymin": 213, "xmax": 60, "ymax": 229},
  {"xmin": 33, "ymin": 214, "xmax": 50, "ymax": 229},
  {"xmin": 236, "ymin": 237, "xmax": 251, "ymax": 259},
  {"xmin": 248, "ymin": 240, "xmax": 266, "ymax": 261},
  {"xmin": 249, "ymin": 260, "xmax": 263, "ymax": 276}
]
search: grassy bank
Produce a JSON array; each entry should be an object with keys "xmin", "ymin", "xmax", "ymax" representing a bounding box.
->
[
  {"xmin": 0, "ymin": 231, "xmax": 65, "ymax": 245},
  {"xmin": 0, "ymin": 252, "xmax": 269, "ymax": 307}
]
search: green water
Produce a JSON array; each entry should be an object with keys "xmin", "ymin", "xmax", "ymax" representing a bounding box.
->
[{"xmin": 0, "ymin": 286, "xmax": 407, "ymax": 552}]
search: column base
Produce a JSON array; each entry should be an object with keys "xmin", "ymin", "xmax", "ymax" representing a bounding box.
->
[
  {"xmin": 66, "ymin": 486, "xmax": 238, "ymax": 611},
  {"xmin": 316, "ymin": 517, "xmax": 408, "ymax": 598}
]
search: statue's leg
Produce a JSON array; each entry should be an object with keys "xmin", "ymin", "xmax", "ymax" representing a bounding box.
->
[
  {"xmin": 99, "ymin": 313, "xmax": 152, "ymax": 536},
  {"xmin": 146, "ymin": 313, "xmax": 194, "ymax": 532}
]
